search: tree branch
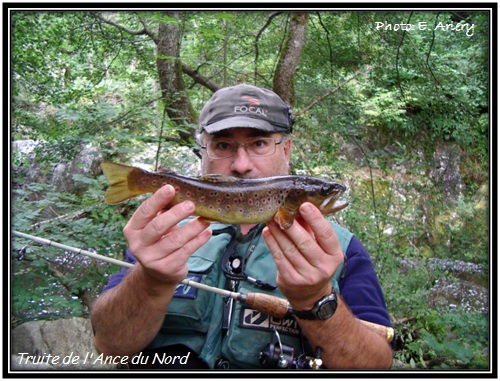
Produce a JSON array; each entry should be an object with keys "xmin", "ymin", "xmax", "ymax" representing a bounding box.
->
[
  {"xmin": 181, "ymin": 62, "xmax": 220, "ymax": 92},
  {"xmin": 295, "ymin": 66, "xmax": 370, "ymax": 118},
  {"xmin": 95, "ymin": 12, "xmax": 158, "ymax": 44},
  {"xmin": 255, "ymin": 11, "xmax": 284, "ymax": 83}
]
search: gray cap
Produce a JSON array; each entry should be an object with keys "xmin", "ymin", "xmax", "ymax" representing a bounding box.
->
[{"xmin": 197, "ymin": 84, "xmax": 294, "ymax": 135}]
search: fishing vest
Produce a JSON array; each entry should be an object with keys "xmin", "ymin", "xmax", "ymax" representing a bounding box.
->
[{"xmin": 146, "ymin": 221, "xmax": 354, "ymax": 369}]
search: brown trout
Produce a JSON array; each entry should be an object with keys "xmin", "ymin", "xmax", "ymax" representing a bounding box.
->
[{"xmin": 101, "ymin": 162, "xmax": 348, "ymax": 229}]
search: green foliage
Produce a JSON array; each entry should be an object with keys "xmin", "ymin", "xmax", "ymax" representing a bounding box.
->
[{"xmin": 11, "ymin": 175, "xmax": 133, "ymax": 326}]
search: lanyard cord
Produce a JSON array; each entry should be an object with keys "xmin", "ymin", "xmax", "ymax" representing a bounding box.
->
[{"xmin": 218, "ymin": 224, "xmax": 276, "ymax": 291}]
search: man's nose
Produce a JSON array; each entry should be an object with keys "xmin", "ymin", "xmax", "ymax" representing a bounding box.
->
[{"xmin": 230, "ymin": 146, "xmax": 253, "ymax": 175}]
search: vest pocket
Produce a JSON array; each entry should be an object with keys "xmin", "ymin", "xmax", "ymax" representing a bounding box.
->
[
  {"xmin": 221, "ymin": 285, "xmax": 303, "ymax": 368},
  {"xmin": 161, "ymin": 253, "xmax": 221, "ymax": 334}
]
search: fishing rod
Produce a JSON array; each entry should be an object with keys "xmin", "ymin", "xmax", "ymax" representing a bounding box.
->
[
  {"xmin": 12, "ymin": 230, "xmax": 394, "ymax": 342},
  {"xmin": 12, "ymin": 230, "xmax": 288, "ymax": 318}
]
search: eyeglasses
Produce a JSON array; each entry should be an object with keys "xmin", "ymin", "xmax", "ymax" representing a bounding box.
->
[{"xmin": 200, "ymin": 137, "xmax": 285, "ymax": 160}]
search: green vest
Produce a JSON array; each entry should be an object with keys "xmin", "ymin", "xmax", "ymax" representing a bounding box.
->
[{"xmin": 148, "ymin": 221, "xmax": 354, "ymax": 369}]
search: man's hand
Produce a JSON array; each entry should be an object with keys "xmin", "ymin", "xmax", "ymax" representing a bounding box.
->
[
  {"xmin": 262, "ymin": 202, "xmax": 344, "ymax": 310},
  {"xmin": 123, "ymin": 185, "xmax": 212, "ymax": 288}
]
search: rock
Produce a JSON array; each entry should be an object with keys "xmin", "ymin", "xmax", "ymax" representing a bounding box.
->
[
  {"xmin": 11, "ymin": 139, "xmax": 102, "ymax": 194},
  {"xmin": 11, "ymin": 317, "xmax": 116, "ymax": 370},
  {"xmin": 431, "ymin": 142, "xmax": 465, "ymax": 199}
]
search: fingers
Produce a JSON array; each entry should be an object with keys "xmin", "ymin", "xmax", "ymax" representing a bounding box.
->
[
  {"xmin": 155, "ymin": 217, "xmax": 211, "ymax": 263},
  {"xmin": 126, "ymin": 185, "xmax": 176, "ymax": 231},
  {"xmin": 297, "ymin": 203, "xmax": 342, "ymax": 257},
  {"xmin": 124, "ymin": 185, "xmax": 197, "ymax": 248},
  {"xmin": 263, "ymin": 202, "xmax": 343, "ymax": 286},
  {"xmin": 264, "ymin": 220, "xmax": 312, "ymax": 272},
  {"xmin": 121, "ymin": 185, "xmax": 213, "ymax": 286}
]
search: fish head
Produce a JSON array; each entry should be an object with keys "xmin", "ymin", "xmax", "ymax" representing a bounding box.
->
[{"xmin": 302, "ymin": 178, "xmax": 348, "ymax": 214}]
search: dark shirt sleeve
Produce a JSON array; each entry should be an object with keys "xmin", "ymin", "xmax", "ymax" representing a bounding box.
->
[
  {"xmin": 339, "ymin": 236, "xmax": 392, "ymax": 328},
  {"xmin": 101, "ymin": 249, "xmax": 136, "ymax": 293}
]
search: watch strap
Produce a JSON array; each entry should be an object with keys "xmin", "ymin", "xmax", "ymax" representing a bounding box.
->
[{"xmin": 291, "ymin": 290, "xmax": 337, "ymax": 320}]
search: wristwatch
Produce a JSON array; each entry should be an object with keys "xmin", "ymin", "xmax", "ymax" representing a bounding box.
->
[{"xmin": 292, "ymin": 290, "xmax": 338, "ymax": 320}]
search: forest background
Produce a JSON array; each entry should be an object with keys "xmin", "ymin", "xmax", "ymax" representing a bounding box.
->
[{"xmin": 9, "ymin": 8, "xmax": 492, "ymax": 370}]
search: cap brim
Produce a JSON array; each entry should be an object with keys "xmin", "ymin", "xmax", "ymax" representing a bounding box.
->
[{"xmin": 201, "ymin": 116, "xmax": 287, "ymax": 134}]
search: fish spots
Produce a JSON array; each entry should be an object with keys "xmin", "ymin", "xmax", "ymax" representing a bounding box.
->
[{"xmin": 199, "ymin": 196, "xmax": 206, "ymax": 202}]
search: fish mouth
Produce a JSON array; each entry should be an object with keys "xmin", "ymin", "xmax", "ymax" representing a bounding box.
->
[
  {"xmin": 319, "ymin": 195, "xmax": 338, "ymax": 211},
  {"xmin": 319, "ymin": 194, "xmax": 349, "ymax": 214}
]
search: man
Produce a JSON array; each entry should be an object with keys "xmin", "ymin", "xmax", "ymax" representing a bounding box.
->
[{"xmin": 91, "ymin": 84, "xmax": 394, "ymax": 369}]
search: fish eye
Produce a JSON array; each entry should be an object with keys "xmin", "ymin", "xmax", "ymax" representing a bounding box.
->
[{"xmin": 321, "ymin": 184, "xmax": 332, "ymax": 196}]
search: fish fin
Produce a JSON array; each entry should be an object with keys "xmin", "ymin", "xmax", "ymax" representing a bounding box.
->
[
  {"xmin": 198, "ymin": 174, "xmax": 241, "ymax": 183},
  {"xmin": 276, "ymin": 206, "xmax": 295, "ymax": 230},
  {"xmin": 101, "ymin": 162, "xmax": 145, "ymax": 204}
]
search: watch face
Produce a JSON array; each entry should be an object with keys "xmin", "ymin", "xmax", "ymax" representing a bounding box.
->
[{"xmin": 318, "ymin": 300, "xmax": 337, "ymax": 320}]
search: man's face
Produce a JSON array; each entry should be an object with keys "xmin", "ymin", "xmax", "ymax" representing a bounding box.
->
[{"xmin": 200, "ymin": 128, "xmax": 292, "ymax": 178}]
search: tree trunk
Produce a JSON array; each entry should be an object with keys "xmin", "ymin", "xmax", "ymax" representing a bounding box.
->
[
  {"xmin": 156, "ymin": 11, "xmax": 196, "ymax": 143},
  {"xmin": 272, "ymin": 12, "xmax": 308, "ymax": 107}
]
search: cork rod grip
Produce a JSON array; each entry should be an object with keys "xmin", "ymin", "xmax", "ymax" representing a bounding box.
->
[
  {"xmin": 244, "ymin": 292, "xmax": 290, "ymax": 318},
  {"xmin": 244, "ymin": 292, "xmax": 394, "ymax": 343}
]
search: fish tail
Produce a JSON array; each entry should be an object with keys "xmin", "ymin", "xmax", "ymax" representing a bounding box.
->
[{"xmin": 101, "ymin": 162, "xmax": 147, "ymax": 204}]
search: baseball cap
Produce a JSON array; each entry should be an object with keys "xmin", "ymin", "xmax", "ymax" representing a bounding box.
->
[{"xmin": 197, "ymin": 84, "xmax": 294, "ymax": 135}]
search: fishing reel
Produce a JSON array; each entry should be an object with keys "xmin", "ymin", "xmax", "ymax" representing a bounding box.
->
[
  {"xmin": 259, "ymin": 330, "xmax": 323, "ymax": 369},
  {"xmin": 259, "ymin": 330, "xmax": 295, "ymax": 369}
]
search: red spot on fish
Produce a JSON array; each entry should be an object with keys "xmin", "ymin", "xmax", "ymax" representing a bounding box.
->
[
  {"xmin": 217, "ymin": 199, "xmax": 222, "ymax": 204},
  {"xmin": 186, "ymin": 191, "xmax": 191, "ymax": 197},
  {"xmin": 234, "ymin": 199, "xmax": 239, "ymax": 203},
  {"xmin": 200, "ymin": 197, "xmax": 206, "ymax": 202},
  {"xmin": 225, "ymin": 193, "xmax": 231, "ymax": 198},
  {"xmin": 239, "ymin": 209, "xmax": 244, "ymax": 213},
  {"xmin": 209, "ymin": 205, "xmax": 214, "ymax": 209},
  {"xmin": 226, "ymin": 205, "xmax": 231, "ymax": 210},
  {"xmin": 152, "ymin": 180, "xmax": 157, "ymax": 185},
  {"xmin": 248, "ymin": 199, "xmax": 253, "ymax": 205},
  {"xmin": 175, "ymin": 187, "xmax": 180, "ymax": 193}
]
